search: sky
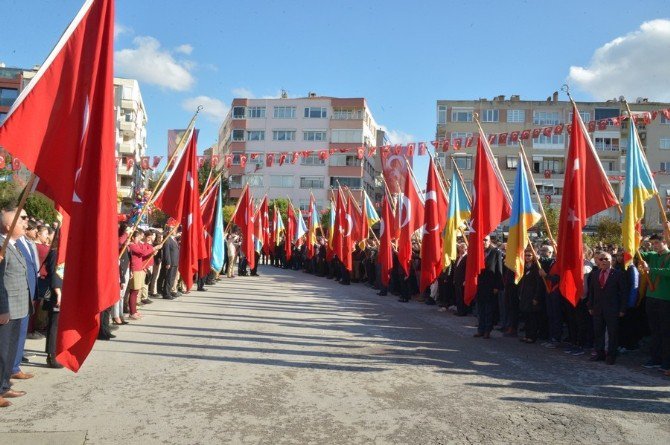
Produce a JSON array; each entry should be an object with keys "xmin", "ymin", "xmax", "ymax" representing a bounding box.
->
[{"xmin": 2, "ymin": 0, "xmax": 669, "ymax": 182}]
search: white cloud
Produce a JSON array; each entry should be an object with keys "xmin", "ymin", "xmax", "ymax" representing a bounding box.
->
[
  {"xmin": 114, "ymin": 23, "xmax": 130, "ymax": 39},
  {"xmin": 115, "ymin": 36, "xmax": 195, "ymax": 91},
  {"xmin": 231, "ymin": 87, "xmax": 255, "ymax": 98},
  {"xmin": 175, "ymin": 44, "xmax": 193, "ymax": 55},
  {"xmin": 182, "ymin": 95, "xmax": 229, "ymax": 123},
  {"xmin": 568, "ymin": 19, "xmax": 670, "ymax": 101},
  {"xmin": 380, "ymin": 125, "xmax": 415, "ymax": 145}
]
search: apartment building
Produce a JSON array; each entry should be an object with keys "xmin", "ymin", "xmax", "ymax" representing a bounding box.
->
[
  {"xmin": 114, "ymin": 77, "xmax": 148, "ymax": 212},
  {"xmin": 218, "ymin": 93, "xmax": 385, "ymax": 212},
  {"xmin": 436, "ymin": 94, "xmax": 670, "ymax": 228}
]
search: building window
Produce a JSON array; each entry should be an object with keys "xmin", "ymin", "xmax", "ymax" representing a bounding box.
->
[
  {"xmin": 229, "ymin": 175, "xmax": 243, "ymax": 188},
  {"xmin": 269, "ymin": 175, "xmax": 294, "ymax": 188},
  {"xmin": 507, "ymin": 109, "xmax": 525, "ymax": 123},
  {"xmin": 232, "ymin": 106, "xmax": 245, "ymax": 119},
  {"xmin": 602, "ymin": 161, "xmax": 619, "ymax": 172},
  {"xmin": 482, "ymin": 109, "xmax": 499, "ymax": 123},
  {"xmin": 661, "ymin": 115, "xmax": 670, "ymax": 125},
  {"xmin": 303, "ymin": 130, "xmax": 327, "ymax": 141},
  {"xmin": 438, "ymin": 105, "xmax": 447, "ymax": 124},
  {"xmin": 232, "ymin": 129, "xmax": 245, "ymax": 141},
  {"xmin": 450, "ymin": 132, "xmax": 472, "ymax": 144},
  {"xmin": 231, "ymin": 152, "xmax": 243, "ymax": 165},
  {"xmin": 246, "ymin": 130, "xmax": 265, "ymax": 141},
  {"xmin": 300, "ymin": 176, "xmax": 324, "ymax": 189},
  {"xmin": 246, "ymin": 106, "xmax": 266, "ymax": 118},
  {"xmin": 569, "ymin": 111, "xmax": 591, "ymax": 123},
  {"xmin": 541, "ymin": 157, "xmax": 565, "ymax": 174},
  {"xmin": 272, "ymin": 130, "xmax": 296, "ymax": 141},
  {"xmin": 273, "ymin": 106, "xmax": 296, "ymax": 119},
  {"xmin": 451, "ymin": 108, "xmax": 473, "ymax": 122},
  {"xmin": 0, "ymin": 112, "xmax": 6, "ymax": 124},
  {"xmin": 506, "ymin": 156, "xmax": 518, "ymax": 169},
  {"xmin": 245, "ymin": 175, "xmax": 264, "ymax": 187},
  {"xmin": 330, "ymin": 177, "xmax": 361, "ymax": 189},
  {"xmin": 594, "ymin": 136, "xmax": 620, "ymax": 151},
  {"xmin": 533, "ymin": 133, "xmax": 564, "ymax": 148},
  {"xmin": 594, "ymin": 108, "xmax": 620, "ymax": 121},
  {"xmin": 453, "ymin": 155, "xmax": 473, "ymax": 170},
  {"xmin": 304, "ymin": 107, "xmax": 327, "ymax": 118},
  {"xmin": 333, "ymin": 108, "xmax": 363, "ymax": 119},
  {"xmin": 300, "ymin": 153, "xmax": 325, "ymax": 166},
  {"xmin": 331, "ymin": 129, "xmax": 363, "ymax": 143},
  {"xmin": 330, "ymin": 154, "xmax": 361, "ymax": 167},
  {"xmin": 660, "ymin": 138, "xmax": 670, "ymax": 149},
  {"xmin": 0, "ymin": 88, "xmax": 19, "ymax": 107},
  {"xmin": 533, "ymin": 111, "xmax": 561, "ymax": 125},
  {"xmin": 661, "ymin": 162, "xmax": 669, "ymax": 172}
]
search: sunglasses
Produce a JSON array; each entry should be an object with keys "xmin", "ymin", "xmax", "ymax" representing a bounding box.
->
[
  {"xmin": 19, "ymin": 215, "xmax": 28, "ymax": 220},
  {"xmin": 598, "ymin": 257, "xmax": 610, "ymax": 261}
]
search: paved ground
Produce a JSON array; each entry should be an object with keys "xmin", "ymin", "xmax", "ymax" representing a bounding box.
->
[{"xmin": 4, "ymin": 265, "xmax": 670, "ymax": 444}]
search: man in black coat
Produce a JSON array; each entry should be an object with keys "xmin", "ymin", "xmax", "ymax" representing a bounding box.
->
[
  {"xmin": 474, "ymin": 236, "xmax": 504, "ymax": 338},
  {"xmin": 451, "ymin": 243, "xmax": 468, "ymax": 316},
  {"xmin": 587, "ymin": 251, "xmax": 627, "ymax": 364},
  {"xmin": 160, "ymin": 230, "xmax": 180, "ymax": 299}
]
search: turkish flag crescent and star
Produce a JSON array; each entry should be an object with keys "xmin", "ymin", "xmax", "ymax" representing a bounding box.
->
[
  {"xmin": 0, "ymin": 0, "xmax": 118, "ymax": 371},
  {"xmin": 285, "ymin": 201, "xmax": 296, "ymax": 262},
  {"xmin": 397, "ymin": 162, "xmax": 424, "ymax": 277},
  {"xmin": 419, "ymin": 156, "xmax": 448, "ymax": 293},
  {"xmin": 464, "ymin": 136, "xmax": 511, "ymax": 306},
  {"xmin": 556, "ymin": 105, "xmax": 619, "ymax": 306},
  {"xmin": 230, "ymin": 185, "xmax": 255, "ymax": 270}
]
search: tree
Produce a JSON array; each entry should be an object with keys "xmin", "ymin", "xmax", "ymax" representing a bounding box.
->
[
  {"xmin": 24, "ymin": 193, "xmax": 58, "ymax": 224},
  {"xmin": 222, "ymin": 204, "xmax": 236, "ymax": 227},
  {"xmin": 534, "ymin": 200, "xmax": 559, "ymax": 242},
  {"xmin": 198, "ymin": 161, "xmax": 211, "ymax": 192},
  {"xmin": 270, "ymin": 198, "xmax": 289, "ymax": 222}
]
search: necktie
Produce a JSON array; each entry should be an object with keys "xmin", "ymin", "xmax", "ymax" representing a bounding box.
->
[{"xmin": 599, "ymin": 269, "xmax": 607, "ymax": 288}]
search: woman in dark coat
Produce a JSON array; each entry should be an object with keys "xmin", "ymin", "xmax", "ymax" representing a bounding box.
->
[
  {"xmin": 519, "ymin": 250, "xmax": 546, "ymax": 344},
  {"xmin": 43, "ymin": 230, "xmax": 64, "ymax": 368}
]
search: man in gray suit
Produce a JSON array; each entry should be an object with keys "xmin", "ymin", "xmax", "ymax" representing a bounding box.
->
[{"xmin": 0, "ymin": 204, "xmax": 31, "ymax": 407}]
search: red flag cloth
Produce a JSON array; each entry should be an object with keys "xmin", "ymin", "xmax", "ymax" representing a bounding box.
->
[
  {"xmin": 332, "ymin": 189, "xmax": 346, "ymax": 262},
  {"xmin": 420, "ymin": 157, "xmax": 448, "ymax": 292},
  {"xmin": 349, "ymin": 193, "xmax": 365, "ymax": 245},
  {"xmin": 306, "ymin": 194, "xmax": 316, "ymax": 259},
  {"xmin": 259, "ymin": 196, "xmax": 271, "ymax": 256},
  {"xmin": 230, "ymin": 185, "xmax": 256, "ymax": 271},
  {"xmin": 199, "ymin": 183, "xmax": 218, "ymax": 277},
  {"xmin": 153, "ymin": 128, "xmax": 195, "ymax": 221},
  {"xmin": 378, "ymin": 194, "xmax": 394, "ymax": 287},
  {"xmin": 0, "ymin": 0, "xmax": 118, "ymax": 371},
  {"xmin": 397, "ymin": 163, "xmax": 425, "ymax": 277},
  {"xmin": 555, "ymin": 105, "xmax": 619, "ymax": 306},
  {"xmin": 464, "ymin": 137, "xmax": 511, "ymax": 306},
  {"xmin": 285, "ymin": 202, "xmax": 295, "ymax": 262},
  {"xmin": 341, "ymin": 196, "xmax": 354, "ymax": 271}
]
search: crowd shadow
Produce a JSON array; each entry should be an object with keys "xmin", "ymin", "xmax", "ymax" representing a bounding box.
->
[{"xmin": 123, "ymin": 265, "xmax": 670, "ymax": 416}]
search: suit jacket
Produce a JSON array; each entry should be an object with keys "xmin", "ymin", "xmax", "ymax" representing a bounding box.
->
[
  {"xmin": 587, "ymin": 267, "xmax": 627, "ymax": 317},
  {"xmin": 451, "ymin": 254, "xmax": 467, "ymax": 289},
  {"xmin": 17, "ymin": 237, "xmax": 39, "ymax": 300},
  {"xmin": 0, "ymin": 235, "xmax": 31, "ymax": 319},
  {"xmin": 162, "ymin": 236, "xmax": 179, "ymax": 267},
  {"xmin": 477, "ymin": 247, "xmax": 504, "ymax": 296}
]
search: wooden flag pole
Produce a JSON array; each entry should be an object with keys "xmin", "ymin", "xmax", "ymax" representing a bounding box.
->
[
  {"xmin": 140, "ymin": 224, "xmax": 179, "ymax": 269},
  {"xmin": 0, "ymin": 173, "xmax": 37, "ymax": 261},
  {"xmin": 200, "ymin": 169, "xmax": 224, "ymax": 200},
  {"xmin": 518, "ymin": 141, "xmax": 557, "ymax": 249}
]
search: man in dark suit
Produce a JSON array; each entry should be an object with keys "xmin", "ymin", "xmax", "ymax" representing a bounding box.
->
[
  {"xmin": 587, "ymin": 252, "xmax": 627, "ymax": 365},
  {"xmin": 160, "ymin": 229, "xmax": 180, "ymax": 299},
  {"xmin": 474, "ymin": 236, "xmax": 504, "ymax": 338},
  {"xmin": 0, "ymin": 205, "xmax": 32, "ymax": 407},
  {"xmin": 451, "ymin": 243, "xmax": 468, "ymax": 316}
]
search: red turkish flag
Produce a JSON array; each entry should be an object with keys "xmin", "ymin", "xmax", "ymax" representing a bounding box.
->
[
  {"xmin": 356, "ymin": 146, "xmax": 364, "ymax": 160},
  {"xmin": 291, "ymin": 151, "xmax": 300, "ymax": 164},
  {"xmin": 441, "ymin": 139, "xmax": 450, "ymax": 151},
  {"xmin": 418, "ymin": 142, "xmax": 427, "ymax": 155},
  {"xmin": 152, "ymin": 156, "xmax": 162, "ymax": 168},
  {"xmin": 598, "ymin": 120, "xmax": 608, "ymax": 130},
  {"xmin": 532, "ymin": 128, "xmax": 541, "ymax": 138},
  {"xmin": 521, "ymin": 129, "xmax": 531, "ymax": 140},
  {"xmin": 0, "ymin": 0, "xmax": 118, "ymax": 371},
  {"xmin": 368, "ymin": 146, "xmax": 377, "ymax": 157},
  {"xmin": 349, "ymin": 192, "xmax": 366, "ymax": 246},
  {"xmin": 332, "ymin": 188, "xmax": 346, "ymax": 264},
  {"xmin": 199, "ymin": 181, "xmax": 218, "ymax": 277},
  {"xmin": 378, "ymin": 193, "xmax": 394, "ymax": 287},
  {"xmin": 258, "ymin": 196, "xmax": 271, "ymax": 256},
  {"xmin": 197, "ymin": 156, "xmax": 205, "ymax": 168},
  {"xmin": 510, "ymin": 131, "xmax": 519, "ymax": 143},
  {"xmin": 406, "ymin": 143, "xmax": 415, "ymax": 157},
  {"xmin": 231, "ymin": 185, "xmax": 255, "ymax": 270},
  {"xmin": 498, "ymin": 133, "xmax": 508, "ymax": 145},
  {"xmin": 464, "ymin": 135, "xmax": 511, "ymax": 305},
  {"xmin": 420, "ymin": 156, "xmax": 448, "ymax": 292},
  {"xmin": 285, "ymin": 201, "xmax": 295, "ymax": 262},
  {"xmin": 140, "ymin": 156, "xmax": 150, "ymax": 170},
  {"xmin": 266, "ymin": 153, "xmax": 275, "ymax": 167},
  {"xmin": 555, "ymin": 104, "xmax": 619, "ymax": 306},
  {"xmin": 397, "ymin": 162, "xmax": 425, "ymax": 276},
  {"xmin": 279, "ymin": 153, "xmax": 287, "ymax": 166},
  {"xmin": 125, "ymin": 157, "xmax": 133, "ymax": 171},
  {"xmin": 554, "ymin": 124, "xmax": 564, "ymax": 135},
  {"xmin": 318, "ymin": 150, "xmax": 329, "ymax": 160},
  {"xmin": 341, "ymin": 196, "xmax": 354, "ymax": 271},
  {"xmin": 210, "ymin": 155, "xmax": 220, "ymax": 168},
  {"xmin": 588, "ymin": 120, "xmax": 596, "ymax": 132},
  {"xmin": 543, "ymin": 127, "xmax": 553, "ymax": 137}
]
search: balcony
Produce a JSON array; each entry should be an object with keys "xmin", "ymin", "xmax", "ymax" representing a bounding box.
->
[
  {"xmin": 117, "ymin": 162, "xmax": 134, "ymax": 176},
  {"xmin": 121, "ymin": 99, "xmax": 137, "ymax": 111},
  {"xmin": 118, "ymin": 185, "xmax": 133, "ymax": 199},
  {"xmin": 120, "ymin": 121, "xmax": 136, "ymax": 136},
  {"xmin": 118, "ymin": 141, "xmax": 134, "ymax": 155}
]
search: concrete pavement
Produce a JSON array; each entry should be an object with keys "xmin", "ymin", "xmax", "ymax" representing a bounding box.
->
[{"xmin": 4, "ymin": 265, "xmax": 670, "ymax": 444}]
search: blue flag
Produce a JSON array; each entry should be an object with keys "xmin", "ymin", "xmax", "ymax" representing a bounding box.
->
[{"xmin": 210, "ymin": 182, "xmax": 226, "ymax": 271}]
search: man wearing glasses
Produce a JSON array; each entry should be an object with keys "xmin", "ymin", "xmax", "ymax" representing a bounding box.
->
[{"xmin": 587, "ymin": 252, "xmax": 626, "ymax": 365}]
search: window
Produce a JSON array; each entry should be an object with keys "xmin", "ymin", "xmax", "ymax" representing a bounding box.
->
[
  {"xmin": 272, "ymin": 130, "xmax": 296, "ymax": 141},
  {"xmin": 246, "ymin": 130, "xmax": 265, "ymax": 141},
  {"xmin": 533, "ymin": 133, "xmax": 565, "ymax": 148},
  {"xmin": 304, "ymin": 107, "xmax": 327, "ymax": 118},
  {"xmin": 273, "ymin": 106, "xmax": 296, "ymax": 118},
  {"xmin": 246, "ymin": 106, "xmax": 266, "ymax": 118},
  {"xmin": 533, "ymin": 111, "xmax": 561, "ymax": 125},
  {"xmin": 245, "ymin": 175, "xmax": 264, "ymax": 187},
  {"xmin": 482, "ymin": 109, "xmax": 499, "ymax": 123},
  {"xmin": 451, "ymin": 108, "xmax": 473, "ymax": 122},
  {"xmin": 506, "ymin": 156, "xmax": 518, "ymax": 169},
  {"xmin": 333, "ymin": 108, "xmax": 363, "ymax": 119},
  {"xmin": 269, "ymin": 175, "xmax": 294, "ymax": 188},
  {"xmin": 507, "ymin": 109, "xmax": 525, "ymax": 123},
  {"xmin": 542, "ymin": 157, "xmax": 564, "ymax": 174},
  {"xmin": 602, "ymin": 161, "xmax": 618, "ymax": 172},
  {"xmin": 330, "ymin": 177, "xmax": 361, "ymax": 189},
  {"xmin": 438, "ymin": 105, "xmax": 447, "ymax": 124},
  {"xmin": 594, "ymin": 135, "xmax": 620, "ymax": 151},
  {"xmin": 0, "ymin": 112, "xmax": 6, "ymax": 124},
  {"xmin": 300, "ymin": 176, "xmax": 324, "ymax": 189},
  {"xmin": 232, "ymin": 129, "xmax": 245, "ymax": 141},
  {"xmin": 661, "ymin": 115, "xmax": 670, "ymax": 125},
  {"xmin": 569, "ymin": 111, "xmax": 591, "ymax": 123},
  {"xmin": 594, "ymin": 108, "xmax": 620, "ymax": 121},
  {"xmin": 330, "ymin": 155, "xmax": 361, "ymax": 167},
  {"xmin": 661, "ymin": 162, "xmax": 669, "ymax": 172},
  {"xmin": 231, "ymin": 152, "xmax": 243, "ymax": 165},
  {"xmin": 331, "ymin": 129, "xmax": 363, "ymax": 143},
  {"xmin": 660, "ymin": 138, "xmax": 670, "ymax": 150},
  {"xmin": 300, "ymin": 153, "xmax": 325, "ymax": 166},
  {"xmin": 303, "ymin": 130, "xmax": 327, "ymax": 141},
  {"xmin": 453, "ymin": 155, "xmax": 473, "ymax": 170},
  {"xmin": 0, "ymin": 88, "xmax": 19, "ymax": 107},
  {"xmin": 450, "ymin": 132, "xmax": 472, "ymax": 144},
  {"xmin": 229, "ymin": 175, "xmax": 243, "ymax": 188},
  {"xmin": 232, "ymin": 106, "xmax": 245, "ymax": 119}
]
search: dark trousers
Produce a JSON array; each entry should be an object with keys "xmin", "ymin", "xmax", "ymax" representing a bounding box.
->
[
  {"xmin": 163, "ymin": 266, "xmax": 178, "ymax": 296},
  {"xmin": 546, "ymin": 291, "xmax": 563, "ymax": 342},
  {"xmin": 250, "ymin": 252, "xmax": 260, "ymax": 275},
  {"xmin": 99, "ymin": 309, "xmax": 112, "ymax": 338},
  {"xmin": 524, "ymin": 311, "xmax": 541, "ymax": 341},
  {"xmin": 454, "ymin": 285, "xmax": 468, "ymax": 315},
  {"xmin": 575, "ymin": 299, "xmax": 594, "ymax": 348},
  {"xmin": 477, "ymin": 291, "xmax": 496, "ymax": 334},
  {"xmin": 646, "ymin": 297, "xmax": 670, "ymax": 368},
  {"xmin": 45, "ymin": 310, "xmax": 60, "ymax": 355},
  {"xmin": 593, "ymin": 313, "xmax": 619, "ymax": 356},
  {"xmin": 563, "ymin": 299, "xmax": 578, "ymax": 345},
  {"xmin": 504, "ymin": 287, "xmax": 519, "ymax": 331},
  {"xmin": 0, "ymin": 318, "xmax": 21, "ymax": 393}
]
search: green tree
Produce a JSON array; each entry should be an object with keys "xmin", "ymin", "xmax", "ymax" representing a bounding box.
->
[
  {"xmin": 149, "ymin": 208, "xmax": 168, "ymax": 228},
  {"xmin": 198, "ymin": 162, "xmax": 212, "ymax": 192},
  {"xmin": 534, "ymin": 201, "xmax": 559, "ymax": 242},
  {"xmin": 24, "ymin": 193, "xmax": 58, "ymax": 223},
  {"xmin": 0, "ymin": 181, "xmax": 19, "ymax": 209},
  {"xmin": 222, "ymin": 204, "xmax": 236, "ymax": 227},
  {"xmin": 270, "ymin": 198, "xmax": 289, "ymax": 222}
]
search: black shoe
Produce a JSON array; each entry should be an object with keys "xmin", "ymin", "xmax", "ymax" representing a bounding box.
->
[
  {"xmin": 97, "ymin": 334, "xmax": 112, "ymax": 341},
  {"xmin": 197, "ymin": 287, "xmax": 207, "ymax": 291},
  {"xmin": 377, "ymin": 291, "xmax": 388, "ymax": 296},
  {"xmin": 163, "ymin": 295, "xmax": 175, "ymax": 300},
  {"xmin": 398, "ymin": 298, "xmax": 409, "ymax": 303},
  {"xmin": 140, "ymin": 299, "xmax": 153, "ymax": 305},
  {"xmin": 590, "ymin": 353, "xmax": 606, "ymax": 362},
  {"xmin": 46, "ymin": 354, "xmax": 64, "ymax": 369},
  {"xmin": 425, "ymin": 298, "xmax": 436, "ymax": 306}
]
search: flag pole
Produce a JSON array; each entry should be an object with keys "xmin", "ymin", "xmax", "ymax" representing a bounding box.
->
[
  {"xmin": 200, "ymin": 168, "xmax": 224, "ymax": 200},
  {"xmin": 518, "ymin": 141, "xmax": 557, "ymax": 248},
  {"xmin": 0, "ymin": 173, "xmax": 38, "ymax": 261},
  {"xmin": 450, "ymin": 157, "xmax": 473, "ymax": 205},
  {"xmin": 346, "ymin": 186, "xmax": 379, "ymax": 242},
  {"xmin": 120, "ymin": 107, "xmax": 201, "ymax": 258},
  {"xmin": 474, "ymin": 113, "xmax": 512, "ymax": 204},
  {"xmin": 140, "ymin": 223, "xmax": 179, "ymax": 269},
  {"xmin": 224, "ymin": 183, "xmax": 249, "ymax": 234}
]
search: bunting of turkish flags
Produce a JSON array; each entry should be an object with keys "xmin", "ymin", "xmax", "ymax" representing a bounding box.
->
[{"xmin": 0, "ymin": 0, "xmax": 118, "ymax": 371}]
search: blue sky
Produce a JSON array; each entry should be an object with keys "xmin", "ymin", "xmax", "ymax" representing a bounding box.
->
[{"xmin": 2, "ymin": 0, "xmax": 669, "ymax": 182}]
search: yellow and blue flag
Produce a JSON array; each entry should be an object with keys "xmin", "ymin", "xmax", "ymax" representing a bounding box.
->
[
  {"xmin": 274, "ymin": 204, "xmax": 285, "ymax": 246},
  {"xmin": 363, "ymin": 190, "xmax": 380, "ymax": 226},
  {"xmin": 505, "ymin": 152, "xmax": 541, "ymax": 283},
  {"xmin": 443, "ymin": 170, "xmax": 471, "ymax": 267},
  {"xmin": 328, "ymin": 199, "xmax": 336, "ymax": 245},
  {"xmin": 622, "ymin": 118, "xmax": 656, "ymax": 267}
]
